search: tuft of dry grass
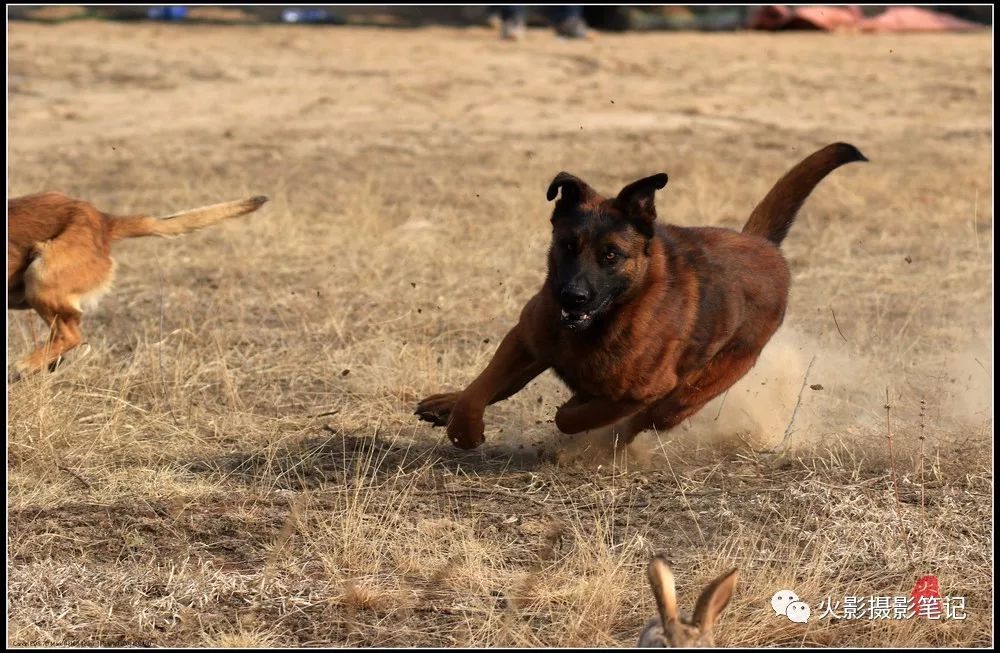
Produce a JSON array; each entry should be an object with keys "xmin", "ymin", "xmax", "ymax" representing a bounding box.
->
[{"xmin": 7, "ymin": 22, "xmax": 992, "ymax": 647}]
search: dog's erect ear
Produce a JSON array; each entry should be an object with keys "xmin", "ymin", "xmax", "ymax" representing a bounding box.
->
[
  {"xmin": 614, "ymin": 173, "xmax": 668, "ymax": 235},
  {"xmin": 547, "ymin": 172, "xmax": 598, "ymax": 211}
]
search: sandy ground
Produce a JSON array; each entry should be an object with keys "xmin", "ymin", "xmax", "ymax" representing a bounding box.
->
[{"xmin": 7, "ymin": 21, "xmax": 993, "ymax": 647}]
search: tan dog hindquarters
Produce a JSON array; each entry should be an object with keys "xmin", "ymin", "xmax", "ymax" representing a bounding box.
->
[{"xmin": 7, "ymin": 192, "xmax": 268, "ymax": 375}]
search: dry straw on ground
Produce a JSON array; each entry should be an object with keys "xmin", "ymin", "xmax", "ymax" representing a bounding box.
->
[{"xmin": 7, "ymin": 22, "xmax": 992, "ymax": 647}]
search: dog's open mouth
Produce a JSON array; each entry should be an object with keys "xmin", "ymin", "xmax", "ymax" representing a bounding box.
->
[
  {"xmin": 560, "ymin": 309, "xmax": 593, "ymax": 329},
  {"xmin": 559, "ymin": 296, "xmax": 612, "ymax": 330}
]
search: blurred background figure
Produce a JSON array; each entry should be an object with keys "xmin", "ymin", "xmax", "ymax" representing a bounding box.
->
[{"xmin": 489, "ymin": 6, "xmax": 589, "ymax": 40}]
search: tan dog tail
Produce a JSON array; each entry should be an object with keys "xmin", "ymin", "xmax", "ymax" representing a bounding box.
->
[
  {"xmin": 741, "ymin": 143, "xmax": 866, "ymax": 246},
  {"xmin": 108, "ymin": 195, "xmax": 268, "ymax": 241}
]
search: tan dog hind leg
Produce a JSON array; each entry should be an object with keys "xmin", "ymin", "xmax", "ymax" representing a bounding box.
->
[{"xmin": 17, "ymin": 236, "xmax": 111, "ymax": 375}]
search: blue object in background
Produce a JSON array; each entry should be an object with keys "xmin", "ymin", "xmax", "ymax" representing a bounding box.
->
[
  {"xmin": 281, "ymin": 8, "xmax": 332, "ymax": 24},
  {"xmin": 147, "ymin": 6, "xmax": 188, "ymax": 21}
]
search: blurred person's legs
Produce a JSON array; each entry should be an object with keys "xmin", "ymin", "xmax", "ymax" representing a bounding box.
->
[
  {"xmin": 499, "ymin": 6, "xmax": 526, "ymax": 40},
  {"xmin": 485, "ymin": 7, "xmax": 502, "ymax": 29},
  {"xmin": 549, "ymin": 6, "xmax": 589, "ymax": 38},
  {"xmin": 494, "ymin": 6, "xmax": 588, "ymax": 40}
]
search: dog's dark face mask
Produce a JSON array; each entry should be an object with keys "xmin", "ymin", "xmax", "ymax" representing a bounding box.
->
[{"xmin": 545, "ymin": 171, "xmax": 668, "ymax": 331}]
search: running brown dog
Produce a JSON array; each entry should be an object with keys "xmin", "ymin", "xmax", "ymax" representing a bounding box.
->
[
  {"xmin": 8, "ymin": 192, "xmax": 268, "ymax": 376},
  {"xmin": 416, "ymin": 143, "xmax": 866, "ymax": 449}
]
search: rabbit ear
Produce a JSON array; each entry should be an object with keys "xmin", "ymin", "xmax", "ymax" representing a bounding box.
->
[
  {"xmin": 648, "ymin": 555, "xmax": 679, "ymax": 626},
  {"xmin": 692, "ymin": 568, "xmax": 739, "ymax": 633}
]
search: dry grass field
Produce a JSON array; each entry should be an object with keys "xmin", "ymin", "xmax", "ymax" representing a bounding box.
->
[{"xmin": 7, "ymin": 20, "xmax": 992, "ymax": 647}]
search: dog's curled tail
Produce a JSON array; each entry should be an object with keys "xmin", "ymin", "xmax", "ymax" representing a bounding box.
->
[
  {"xmin": 108, "ymin": 195, "xmax": 268, "ymax": 241},
  {"xmin": 741, "ymin": 143, "xmax": 867, "ymax": 246}
]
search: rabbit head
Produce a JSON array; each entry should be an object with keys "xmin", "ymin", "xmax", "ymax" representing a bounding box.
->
[{"xmin": 638, "ymin": 556, "xmax": 739, "ymax": 648}]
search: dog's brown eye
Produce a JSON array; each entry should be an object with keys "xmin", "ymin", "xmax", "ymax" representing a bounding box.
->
[
  {"xmin": 563, "ymin": 241, "xmax": 577, "ymax": 254},
  {"xmin": 604, "ymin": 249, "xmax": 617, "ymax": 262}
]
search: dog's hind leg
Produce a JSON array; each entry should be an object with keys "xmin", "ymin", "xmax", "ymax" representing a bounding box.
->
[
  {"xmin": 16, "ymin": 305, "xmax": 83, "ymax": 375},
  {"xmin": 16, "ymin": 237, "xmax": 110, "ymax": 376},
  {"xmin": 626, "ymin": 344, "xmax": 761, "ymax": 442}
]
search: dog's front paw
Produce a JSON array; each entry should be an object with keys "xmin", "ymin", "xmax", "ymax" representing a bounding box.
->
[
  {"xmin": 415, "ymin": 392, "xmax": 461, "ymax": 427},
  {"xmin": 446, "ymin": 400, "xmax": 486, "ymax": 450},
  {"xmin": 555, "ymin": 397, "xmax": 590, "ymax": 434},
  {"xmin": 554, "ymin": 404, "xmax": 576, "ymax": 434}
]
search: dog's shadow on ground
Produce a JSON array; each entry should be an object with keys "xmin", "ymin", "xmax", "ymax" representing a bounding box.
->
[{"xmin": 183, "ymin": 426, "xmax": 558, "ymax": 492}]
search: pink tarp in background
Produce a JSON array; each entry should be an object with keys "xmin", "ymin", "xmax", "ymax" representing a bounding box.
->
[{"xmin": 750, "ymin": 5, "xmax": 986, "ymax": 32}]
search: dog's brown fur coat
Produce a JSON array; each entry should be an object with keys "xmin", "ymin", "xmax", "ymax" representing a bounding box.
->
[
  {"xmin": 417, "ymin": 143, "xmax": 866, "ymax": 449},
  {"xmin": 7, "ymin": 192, "xmax": 267, "ymax": 375}
]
